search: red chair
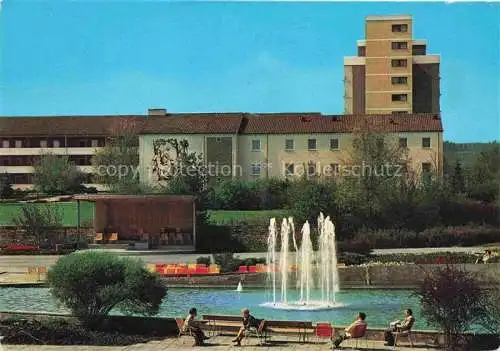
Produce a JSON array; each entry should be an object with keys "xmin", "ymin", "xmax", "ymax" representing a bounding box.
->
[
  {"xmin": 315, "ymin": 322, "xmax": 333, "ymax": 341},
  {"xmin": 238, "ymin": 266, "xmax": 248, "ymax": 273},
  {"xmin": 349, "ymin": 324, "xmax": 368, "ymax": 349},
  {"xmin": 248, "ymin": 266, "xmax": 257, "ymax": 273}
]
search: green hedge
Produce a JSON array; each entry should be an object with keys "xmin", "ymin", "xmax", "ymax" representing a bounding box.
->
[{"xmin": 368, "ymin": 252, "xmax": 481, "ymax": 265}]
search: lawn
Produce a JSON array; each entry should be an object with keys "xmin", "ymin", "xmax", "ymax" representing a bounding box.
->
[
  {"xmin": 0, "ymin": 201, "xmax": 94, "ymax": 227},
  {"xmin": 0, "ymin": 202, "xmax": 287, "ymax": 227},
  {"xmin": 207, "ymin": 209, "xmax": 290, "ymax": 225}
]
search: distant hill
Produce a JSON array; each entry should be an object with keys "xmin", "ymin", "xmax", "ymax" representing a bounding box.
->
[{"xmin": 444, "ymin": 141, "xmax": 498, "ymax": 169}]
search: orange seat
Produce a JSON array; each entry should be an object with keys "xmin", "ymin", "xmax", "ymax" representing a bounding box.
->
[
  {"xmin": 109, "ymin": 233, "xmax": 118, "ymax": 241},
  {"xmin": 95, "ymin": 233, "xmax": 103, "ymax": 242}
]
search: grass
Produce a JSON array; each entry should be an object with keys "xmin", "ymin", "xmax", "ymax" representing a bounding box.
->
[
  {"xmin": 0, "ymin": 201, "xmax": 94, "ymax": 227},
  {"xmin": 207, "ymin": 209, "xmax": 290, "ymax": 225},
  {"xmin": 0, "ymin": 202, "xmax": 286, "ymax": 227}
]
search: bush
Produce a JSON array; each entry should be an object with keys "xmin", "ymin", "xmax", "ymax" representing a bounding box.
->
[
  {"xmin": 196, "ymin": 256, "xmax": 211, "ymax": 265},
  {"xmin": 13, "ymin": 203, "xmax": 63, "ymax": 247},
  {"xmin": 369, "ymin": 252, "xmax": 477, "ymax": 265},
  {"xmin": 415, "ymin": 265, "xmax": 493, "ymax": 348},
  {"xmin": 212, "ymin": 252, "xmax": 266, "ymax": 273},
  {"xmin": 340, "ymin": 252, "xmax": 369, "ymax": 266},
  {"xmin": 47, "ymin": 252, "xmax": 167, "ymax": 327},
  {"xmin": 0, "ymin": 318, "xmax": 162, "ymax": 345}
]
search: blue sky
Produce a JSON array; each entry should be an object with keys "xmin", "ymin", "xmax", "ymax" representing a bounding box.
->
[{"xmin": 0, "ymin": 1, "xmax": 498, "ymax": 142}]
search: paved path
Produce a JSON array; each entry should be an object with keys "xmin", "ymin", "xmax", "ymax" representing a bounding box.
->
[
  {"xmin": 0, "ymin": 335, "xmax": 439, "ymax": 350},
  {"xmin": 0, "ymin": 246, "xmax": 491, "ymax": 273}
]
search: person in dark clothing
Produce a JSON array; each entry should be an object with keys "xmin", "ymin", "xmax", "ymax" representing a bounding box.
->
[
  {"xmin": 183, "ymin": 307, "xmax": 209, "ymax": 346},
  {"xmin": 232, "ymin": 308, "xmax": 266, "ymax": 346},
  {"xmin": 384, "ymin": 309, "xmax": 415, "ymax": 346}
]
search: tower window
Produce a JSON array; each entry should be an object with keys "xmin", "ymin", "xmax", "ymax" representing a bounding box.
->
[
  {"xmin": 391, "ymin": 41, "xmax": 408, "ymax": 50},
  {"xmin": 391, "ymin": 59, "xmax": 407, "ymax": 68},
  {"xmin": 392, "ymin": 94, "xmax": 408, "ymax": 102},
  {"xmin": 392, "ymin": 24, "xmax": 408, "ymax": 33},
  {"xmin": 391, "ymin": 76, "xmax": 408, "ymax": 85}
]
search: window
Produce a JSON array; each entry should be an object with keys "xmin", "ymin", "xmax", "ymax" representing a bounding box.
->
[
  {"xmin": 307, "ymin": 162, "xmax": 316, "ymax": 176},
  {"xmin": 1, "ymin": 140, "xmax": 9, "ymax": 148},
  {"xmin": 391, "ymin": 76, "xmax": 408, "ymax": 85},
  {"xmin": 251, "ymin": 163, "xmax": 261, "ymax": 176},
  {"xmin": 391, "ymin": 59, "xmax": 407, "ymax": 68},
  {"xmin": 392, "ymin": 111, "xmax": 409, "ymax": 114},
  {"xmin": 285, "ymin": 163, "xmax": 294, "ymax": 176},
  {"xmin": 215, "ymin": 137, "xmax": 222, "ymax": 143},
  {"xmin": 40, "ymin": 140, "xmax": 47, "ymax": 148},
  {"xmin": 399, "ymin": 138, "xmax": 408, "ymax": 148},
  {"xmin": 308, "ymin": 139, "xmax": 317, "ymax": 151},
  {"xmin": 53, "ymin": 140, "xmax": 60, "ymax": 148},
  {"xmin": 392, "ymin": 94, "xmax": 408, "ymax": 102},
  {"xmin": 15, "ymin": 140, "xmax": 23, "ymax": 148},
  {"xmin": 330, "ymin": 138, "xmax": 339, "ymax": 150},
  {"xmin": 91, "ymin": 139, "xmax": 99, "ymax": 148},
  {"xmin": 251, "ymin": 139, "xmax": 261, "ymax": 151},
  {"xmin": 78, "ymin": 139, "xmax": 86, "ymax": 147},
  {"xmin": 391, "ymin": 41, "xmax": 408, "ymax": 50},
  {"xmin": 392, "ymin": 24, "xmax": 408, "ymax": 33},
  {"xmin": 422, "ymin": 137, "xmax": 431, "ymax": 148},
  {"xmin": 285, "ymin": 139, "xmax": 295, "ymax": 151}
]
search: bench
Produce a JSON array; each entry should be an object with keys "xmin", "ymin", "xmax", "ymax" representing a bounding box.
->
[{"xmin": 201, "ymin": 315, "xmax": 314, "ymax": 343}]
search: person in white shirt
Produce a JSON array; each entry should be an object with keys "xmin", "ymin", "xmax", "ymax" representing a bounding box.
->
[{"xmin": 384, "ymin": 309, "xmax": 415, "ymax": 346}]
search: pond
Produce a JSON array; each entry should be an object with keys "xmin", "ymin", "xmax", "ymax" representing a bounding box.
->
[{"xmin": 0, "ymin": 287, "xmax": 426, "ymax": 329}]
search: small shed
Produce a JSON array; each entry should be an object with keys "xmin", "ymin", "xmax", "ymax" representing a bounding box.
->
[{"xmin": 73, "ymin": 194, "xmax": 196, "ymax": 250}]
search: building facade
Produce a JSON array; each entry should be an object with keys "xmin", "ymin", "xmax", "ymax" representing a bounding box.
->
[
  {"xmin": 0, "ymin": 116, "xmax": 144, "ymax": 190},
  {"xmin": 344, "ymin": 15, "xmax": 440, "ymax": 114},
  {"xmin": 139, "ymin": 111, "xmax": 444, "ymax": 186}
]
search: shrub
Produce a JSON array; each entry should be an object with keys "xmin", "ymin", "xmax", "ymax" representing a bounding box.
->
[
  {"xmin": 212, "ymin": 253, "xmax": 266, "ymax": 273},
  {"xmin": 340, "ymin": 252, "xmax": 369, "ymax": 266},
  {"xmin": 0, "ymin": 173, "xmax": 13, "ymax": 199},
  {"xmin": 13, "ymin": 203, "xmax": 63, "ymax": 247},
  {"xmin": 370, "ymin": 252, "xmax": 477, "ymax": 265},
  {"xmin": 415, "ymin": 265, "xmax": 492, "ymax": 348},
  {"xmin": 196, "ymin": 256, "xmax": 211, "ymax": 265},
  {"xmin": 47, "ymin": 252, "xmax": 167, "ymax": 327}
]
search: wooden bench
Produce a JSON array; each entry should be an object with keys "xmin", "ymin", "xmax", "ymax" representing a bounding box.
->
[{"xmin": 201, "ymin": 315, "xmax": 314, "ymax": 343}]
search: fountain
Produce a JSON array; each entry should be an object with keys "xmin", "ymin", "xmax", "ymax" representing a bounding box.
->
[
  {"xmin": 236, "ymin": 281, "xmax": 243, "ymax": 292},
  {"xmin": 261, "ymin": 213, "xmax": 342, "ymax": 310}
]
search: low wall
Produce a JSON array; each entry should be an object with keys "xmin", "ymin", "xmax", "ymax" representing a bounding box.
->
[
  {"xmin": 0, "ymin": 227, "xmax": 94, "ymax": 245},
  {"xmin": 162, "ymin": 264, "xmax": 500, "ymax": 288}
]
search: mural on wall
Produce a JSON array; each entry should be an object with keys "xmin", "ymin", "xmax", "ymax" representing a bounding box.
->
[{"xmin": 151, "ymin": 138, "xmax": 190, "ymax": 181}]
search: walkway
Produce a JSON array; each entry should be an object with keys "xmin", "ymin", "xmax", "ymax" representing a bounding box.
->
[{"xmin": 0, "ymin": 335, "xmax": 439, "ymax": 351}]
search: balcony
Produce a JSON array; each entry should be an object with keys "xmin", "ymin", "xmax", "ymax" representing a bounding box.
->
[{"xmin": 0, "ymin": 147, "xmax": 103, "ymax": 156}]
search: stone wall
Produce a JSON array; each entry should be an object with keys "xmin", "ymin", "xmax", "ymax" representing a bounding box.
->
[
  {"xmin": 162, "ymin": 264, "xmax": 500, "ymax": 289},
  {"xmin": 0, "ymin": 227, "xmax": 94, "ymax": 245}
]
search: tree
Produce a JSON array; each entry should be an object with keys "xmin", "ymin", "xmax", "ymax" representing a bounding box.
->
[
  {"xmin": 415, "ymin": 265, "xmax": 492, "ymax": 348},
  {"xmin": 467, "ymin": 142, "xmax": 500, "ymax": 203},
  {"xmin": 450, "ymin": 161, "xmax": 465, "ymax": 195},
  {"xmin": 92, "ymin": 118, "xmax": 142, "ymax": 194},
  {"xmin": 13, "ymin": 203, "xmax": 62, "ymax": 246},
  {"xmin": 154, "ymin": 138, "xmax": 207, "ymax": 195},
  {"xmin": 47, "ymin": 251, "xmax": 167, "ymax": 327},
  {"xmin": 0, "ymin": 172, "xmax": 14, "ymax": 199},
  {"xmin": 33, "ymin": 153, "xmax": 84, "ymax": 195}
]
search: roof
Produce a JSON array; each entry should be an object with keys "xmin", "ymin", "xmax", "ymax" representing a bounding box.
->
[
  {"xmin": 140, "ymin": 113, "xmax": 244, "ymax": 134},
  {"xmin": 73, "ymin": 194, "xmax": 196, "ymax": 202},
  {"xmin": 241, "ymin": 113, "xmax": 443, "ymax": 134},
  {"xmin": 365, "ymin": 15, "xmax": 412, "ymax": 21},
  {"xmin": 0, "ymin": 112, "xmax": 443, "ymax": 137},
  {"xmin": 0, "ymin": 115, "xmax": 145, "ymax": 137}
]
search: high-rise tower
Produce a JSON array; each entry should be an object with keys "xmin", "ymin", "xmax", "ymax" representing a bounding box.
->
[{"xmin": 344, "ymin": 15, "xmax": 440, "ymax": 115}]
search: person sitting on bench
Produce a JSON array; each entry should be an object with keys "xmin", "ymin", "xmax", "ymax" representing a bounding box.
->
[
  {"xmin": 384, "ymin": 309, "xmax": 415, "ymax": 346},
  {"xmin": 183, "ymin": 307, "xmax": 209, "ymax": 346},
  {"xmin": 232, "ymin": 308, "xmax": 266, "ymax": 346},
  {"xmin": 332, "ymin": 312, "xmax": 367, "ymax": 349}
]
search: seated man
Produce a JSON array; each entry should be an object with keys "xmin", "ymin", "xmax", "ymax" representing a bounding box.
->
[
  {"xmin": 183, "ymin": 307, "xmax": 209, "ymax": 346},
  {"xmin": 333, "ymin": 312, "xmax": 367, "ymax": 349},
  {"xmin": 384, "ymin": 309, "xmax": 415, "ymax": 346},
  {"xmin": 232, "ymin": 308, "xmax": 266, "ymax": 346}
]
